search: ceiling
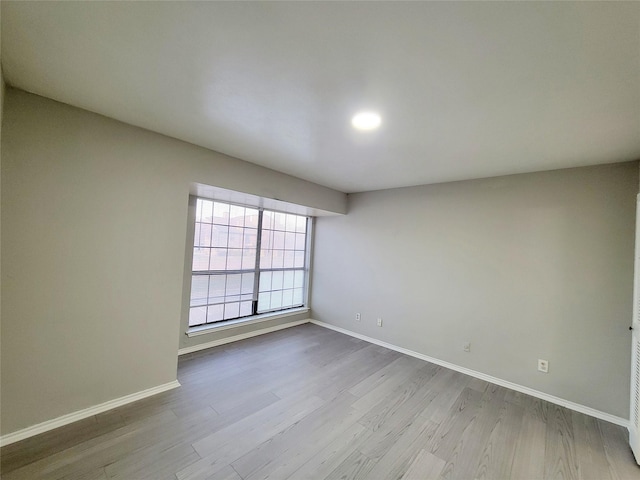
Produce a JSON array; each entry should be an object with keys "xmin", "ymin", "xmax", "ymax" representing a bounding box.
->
[{"xmin": 2, "ymin": 2, "xmax": 639, "ymax": 193}]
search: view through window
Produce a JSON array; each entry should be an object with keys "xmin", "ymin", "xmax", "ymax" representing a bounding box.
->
[{"xmin": 189, "ymin": 198, "xmax": 308, "ymax": 327}]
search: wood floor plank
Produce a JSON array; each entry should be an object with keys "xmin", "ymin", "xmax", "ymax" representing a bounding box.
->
[
  {"xmin": 472, "ymin": 396, "xmax": 524, "ymax": 479},
  {"xmin": 437, "ymin": 383, "xmax": 508, "ymax": 479},
  {"xmin": 467, "ymin": 377, "xmax": 489, "ymax": 393},
  {"xmin": 202, "ymin": 465, "xmax": 242, "ymax": 480},
  {"xmin": 351, "ymin": 361, "xmax": 434, "ymax": 414},
  {"xmin": 2, "ymin": 324, "xmax": 637, "ymax": 480},
  {"xmin": 0, "ymin": 415, "xmax": 125, "ymax": 475},
  {"xmin": 572, "ymin": 410, "xmax": 613, "ymax": 480},
  {"xmin": 324, "ymin": 450, "xmax": 376, "ymax": 480},
  {"xmin": 273, "ymin": 344, "xmax": 399, "ymax": 401},
  {"xmin": 400, "ymin": 449, "xmax": 446, "ymax": 480},
  {"xmin": 510, "ymin": 413, "xmax": 547, "ymax": 479},
  {"xmin": 178, "ymin": 396, "xmax": 326, "ymax": 480},
  {"xmin": 232, "ymin": 392, "xmax": 359, "ymax": 479},
  {"xmin": 419, "ymin": 371, "xmax": 472, "ymax": 425},
  {"xmin": 105, "ymin": 443, "xmax": 199, "ymax": 479},
  {"xmin": 425, "ymin": 387, "xmax": 483, "ymax": 460},
  {"xmin": 349, "ymin": 355, "xmax": 424, "ymax": 399},
  {"xmin": 544, "ymin": 405, "xmax": 579, "ymax": 480},
  {"xmin": 358, "ymin": 365, "xmax": 443, "ymax": 433},
  {"xmin": 43, "ymin": 407, "xmax": 214, "ymax": 480},
  {"xmin": 62, "ymin": 465, "xmax": 108, "ymax": 480},
  {"xmin": 365, "ymin": 416, "xmax": 440, "ymax": 479},
  {"xmin": 597, "ymin": 419, "xmax": 640, "ymax": 480},
  {"xmin": 1, "ymin": 409, "xmax": 180, "ymax": 480},
  {"xmin": 276, "ymin": 423, "xmax": 373, "ymax": 480}
]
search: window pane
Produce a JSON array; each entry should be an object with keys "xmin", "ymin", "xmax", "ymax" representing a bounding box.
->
[
  {"xmin": 259, "ymin": 271, "xmax": 272, "ymax": 292},
  {"xmin": 260, "ymin": 249, "xmax": 273, "ymax": 269},
  {"xmin": 197, "ymin": 223, "xmax": 211, "ymax": 247},
  {"xmin": 239, "ymin": 301, "xmax": 252, "ymax": 317},
  {"xmin": 284, "ymin": 232, "xmax": 296, "ymax": 250},
  {"xmin": 207, "ymin": 304, "xmax": 224, "ymax": 323},
  {"xmin": 244, "ymin": 228, "xmax": 258, "ymax": 249},
  {"xmin": 209, "ymin": 275, "xmax": 226, "ymax": 300},
  {"xmin": 226, "ymin": 249, "xmax": 242, "ymax": 270},
  {"xmin": 282, "ymin": 289, "xmax": 294, "ymax": 308},
  {"xmin": 241, "ymin": 273, "xmax": 254, "ymax": 294},
  {"xmin": 283, "ymin": 250, "xmax": 295, "ymax": 269},
  {"xmin": 190, "ymin": 276, "xmax": 209, "ymax": 306},
  {"xmin": 272, "ymin": 271, "xmax": 284, "ymax": 291},
  {"xmin": 189, "ymin": 307, "xmax": 207, "ymax": 326},
  {"xmin": 261, "ymin": 230, "xmax": 272, "ymax": 250},
  {"xmin": 272, "ymin": 251, "xmax": 284, "ymax": 269},
  {"xmin": 274, "ymin": 212, "xmax": 286, "ymax": 231},
  {"xmin": 262, "ymin": 212, "xmax": 274, "ymax": 230},
  {"xmin": 229, "ymin": 205, "xmax": 245, "ymax": 226},
  {"xmin": 190, "ymin": 200, "xmax": 310, "ymax": 324},
  {"xmin": 200, "ymin": 200, "xmax": 213, "ymax": 223},
  {"xmin": 225, "ymin": 274, "xmax": 241, "ymax": 296},
  {"xmin": 273, "ymin": 231, "xmax": 285, "ymax": 249},
  {"xmin": 228, "ymin": 227, "xmax": 244, "ymax": 248},
  {"xmin": 286, "ymin": 214, "xmax": 297, "ymax": 231},
  {"xmin": 213, "ymin": 202, "xmax": 229, "ymax": 224},
  {"xmin": 283, "ymin": 270, "xmax": 294, "ymax": 289},
  {"xmin": 242, "ymin": 249, "xmax": 256, "ymax": 269},
  {"xmin": 192, "ymin": 248, "xmax": 210, "ymax": 271},
  {"xmin": 258, "ymin": 292, "xmax": 271, "ymax": 312},
  {"xmin": 224, "ymin": 302, "xmax": 240, "ymax": 320},
  {"xmin": 270, "ymin": 290, "xmax": 283, "ymax": 310},
  {"xmin": 211, "ymin": 225, "xmax": 228, "ymax": 247},
  {"xmin": 295, "ymin": 216, "xmax": 306, "ymax": 233},
  {"xmin": 245, "ymin": 208, "xmax": 259, "ymax": 228},
  {"xmin": 196, "ymin": 200, "xmax": 203, "ymax": 223},
  {"xmin": 194, "ymin": 223, "xmax": 201, "ymax": 246},
  {"xmin": 209, "ymin": 248, "xmax": 228, "ymax": 270}
]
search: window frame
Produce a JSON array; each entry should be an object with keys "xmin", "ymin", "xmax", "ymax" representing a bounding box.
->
[{"xmin": 188, "ymin": 197, "xmax": 311, "ymax": 330}]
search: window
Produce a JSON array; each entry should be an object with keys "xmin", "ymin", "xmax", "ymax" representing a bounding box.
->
[{"xmin": 189, "ymin": 198, "xmax": 308, "ymax": 327}]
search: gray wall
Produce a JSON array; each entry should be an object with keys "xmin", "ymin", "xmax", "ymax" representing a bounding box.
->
[
  {"xmin": 1, "ymin": 89, "xmax": 346, "ymax": 435},
  {"xmin": 312, "ymin": 162, "xmax": 637, "ymax": 418}
]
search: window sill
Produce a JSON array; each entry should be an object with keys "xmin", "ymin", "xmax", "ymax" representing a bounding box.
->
[{"xmin": 186, "ymin": 307, "xmax": 309, "ymax": 337}]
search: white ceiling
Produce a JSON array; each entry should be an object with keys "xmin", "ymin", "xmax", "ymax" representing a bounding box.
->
[{"xmin": 2, "ymin": 1, "xmax": 639, "ymax": 193}]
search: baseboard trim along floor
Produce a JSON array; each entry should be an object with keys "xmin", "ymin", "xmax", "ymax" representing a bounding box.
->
[
  {"xmin": 2, "ymin": 318, "xmax": 627, "ymax": 448},
  {"xmin": 2, "ymin": 319, "xmax": 311, "ymax": 447},
  {"xmin": 0, "ymin": 380, "xmax": 181, "ymax": 447},
  {"xmin": 310, "ymin": 319, "xmax": 629, "ymax": 429},
  {"xmin": 178, "ymin": 318, "xmax": 311, "ymax": 356}
]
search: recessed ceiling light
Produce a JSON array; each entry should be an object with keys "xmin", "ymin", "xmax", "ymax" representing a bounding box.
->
[{"xmin": 351, "ymin": 111, "xmax": 381, "ymax": 131}]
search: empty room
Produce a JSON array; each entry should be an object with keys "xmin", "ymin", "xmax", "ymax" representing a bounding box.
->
[{"xmin": 2, "ymin": 1, "xmax": 640, "ymax": 479}]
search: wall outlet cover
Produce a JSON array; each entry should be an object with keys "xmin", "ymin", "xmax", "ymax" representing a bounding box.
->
[{"xmin": 538, "ymin": 359, "xmax": 549, "ymax": 373}]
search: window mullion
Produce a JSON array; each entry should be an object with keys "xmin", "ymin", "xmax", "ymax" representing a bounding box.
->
[{"xmin": 252, "ymin": 209, "xmax": 264, "ymax": 315}]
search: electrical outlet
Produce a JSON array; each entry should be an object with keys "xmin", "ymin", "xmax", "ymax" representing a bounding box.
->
[
  {"xmin": 355, "ymin": 313, "xmax": 361, "ymax": 321},
  {"xmin": 538, "ymin": 359, "xmax": 549, "ymax": 373},
  {"xmin": 377, "ymin": 318, "xmax": 383, "ymax": 327},
  {"xmin": 463, "ymin": 342, "xmax": 471, "ymax": 352}
]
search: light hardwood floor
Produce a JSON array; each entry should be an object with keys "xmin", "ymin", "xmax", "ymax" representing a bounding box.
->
[{"xmin": 2, "ymin": 323, "xmax": 639, "ymax": 479}]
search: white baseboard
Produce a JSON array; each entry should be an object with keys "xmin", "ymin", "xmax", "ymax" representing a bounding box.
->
[
  {"xmin": 0, "ymin": 380, "xmax": 181, "ymax": 447},
  {"xmin": 178, "ymin": 319, "xmax": 310, "ymax": 355},
  {"xmin": 310, "ymin": 320, "xmax": 629, "ymax": 428}
]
